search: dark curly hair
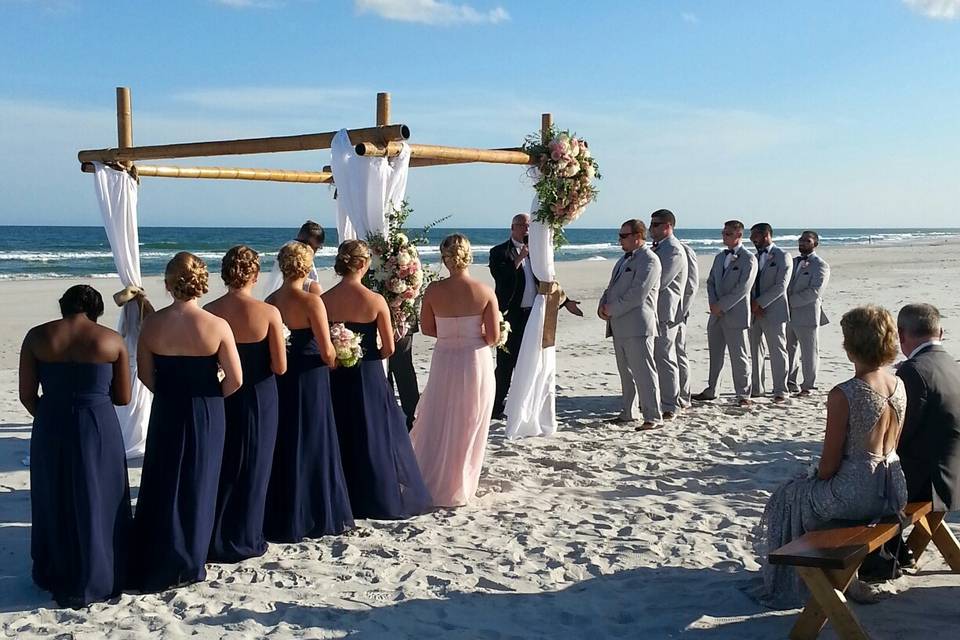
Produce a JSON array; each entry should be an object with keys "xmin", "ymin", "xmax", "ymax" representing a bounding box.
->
[{"xmin": 59, "ymin": 284, "xmax": 104, "ymax": 321}]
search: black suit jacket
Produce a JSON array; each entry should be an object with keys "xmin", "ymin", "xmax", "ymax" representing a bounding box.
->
[
  {"xmin": 896, "ymin": 344, "xmax": 960, "ymax": 511},
  {"xmin": 489, "ymin": 239, "xmax": 535, "ymax": 314}
]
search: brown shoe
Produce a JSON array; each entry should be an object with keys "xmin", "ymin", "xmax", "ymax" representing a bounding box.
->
[
  {"xmin": 635, "ymin": 421, "xmax": 662, "ymax": 431},
  {"xmin": 662, "ymin": 411, "xmax": 677, "ymax": 421},
  {"xmin": 772, "ymin": 395, "xmax": 787, "ymax": 404},
  {"xmin": 738, "ymin": 398, "xmax": 752, "ymax": 407}
]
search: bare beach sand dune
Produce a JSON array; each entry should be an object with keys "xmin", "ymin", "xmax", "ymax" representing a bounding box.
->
[{"xmin": 1, "ymin": 242, "xmax": 959, "ymax": 638}]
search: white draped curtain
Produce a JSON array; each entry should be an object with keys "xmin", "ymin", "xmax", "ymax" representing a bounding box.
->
[
  {"xmin": 92, "ymin": 162, "xmax": 152, "ymax": 458},
  {"xmin": 505, "ymin": 205, "xmax": 558, "ymax": 439},
  {"xmin": 330, "ymin": 129, "xmax": 410, "ymax": 241}
]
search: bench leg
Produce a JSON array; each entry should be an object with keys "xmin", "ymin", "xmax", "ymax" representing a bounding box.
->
[
  {"xmin": 791, "ymin": 566, "xmax": 869, "ymax": 640},
  {"xmin": 930, "ymin": 517, "xmax": 960, "ymax": 572},
  {"xmin": 906, "ymin": 512, "xmax": 941, "ymax": 561}
]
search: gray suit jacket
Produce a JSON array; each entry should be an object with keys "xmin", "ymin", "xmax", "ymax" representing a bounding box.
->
[
  {"xmin": 788, "ymin": 252, "xmax": 830, "ymax": 327},
  {"xmin": 653, "ymin": 234, "xmax": 688, "ymax": 332},
  {"xmin": 680, "ymin": 241, "xmax": 699, "ymax": 321},
  {"xmin": 601, "ymin": 246, "xmax": 661, "ymax": 339},
  {"xmin": 707, "ymin": 246, "xmax": 758, "ymax": 330},
  {"xmin": 752, "ymin": 244, "xmax": 792, "ymax": 324}
]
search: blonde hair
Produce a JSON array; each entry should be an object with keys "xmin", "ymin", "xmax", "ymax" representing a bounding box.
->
[
  {"xmin": 221, "ymin": 245, "xmax": 260, "ymax": 288},
  {"xmin": 165, "ymin": 251, "xmax": 209, "ymax": 301},
  {"xmin": 841, "ymin": 305, "xmax": 899, "ymax": 368},
  {"xmin": 276, "ymin": 241, "xmax": 314, "ymax": 280},
  {"xmin": 440, "ymin": 233, "xmax": 472, "ymax": 271},
  {"xmin": 334, "ymin": 240, "xmax": 371, "ymax": 276}
]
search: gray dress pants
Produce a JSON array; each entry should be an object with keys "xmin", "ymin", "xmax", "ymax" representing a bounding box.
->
[{"xmin": 613, "ymin": 335, "xmax": 661, "ymax": 423}]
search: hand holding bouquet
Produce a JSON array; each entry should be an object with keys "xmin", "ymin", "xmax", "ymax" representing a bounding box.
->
[
  {"xmin": 496, "ymin": 318, "xmax": 511, "ymax": 353},
  {"xmin": 330, "ymin": 322, "xmax": 363, "ymax": 368}
]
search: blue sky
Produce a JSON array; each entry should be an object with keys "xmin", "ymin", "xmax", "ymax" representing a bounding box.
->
[{"xmin": 1, "ymin": 0, "xmax": 958, "ymax": 230}]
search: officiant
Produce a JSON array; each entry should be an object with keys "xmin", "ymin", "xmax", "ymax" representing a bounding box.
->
[{"xmin": 488, "ymin": 212, "xmax": 583, "ymax": 419}]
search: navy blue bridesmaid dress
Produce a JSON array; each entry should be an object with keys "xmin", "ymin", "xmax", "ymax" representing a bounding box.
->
[
  {"xmin": 131, "ymin": 355, "xmax": 225, "ymax": 592},
  {"xmin": 30, "ymin": 362, "xmax": 132, "ymax": 607},
  {"xmin": 264, "ymin": 328, "xmax": 354, "ymax": 541},
  {"xmin": 329, "ymin": 322, "xmax": 432, "ymax": 519},
  {"xmin": 208, "ymin": 339, "xmax": 278, "ymax": 563}
]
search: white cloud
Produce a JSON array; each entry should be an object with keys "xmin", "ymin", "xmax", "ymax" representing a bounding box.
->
[
  {"xmin": 903, "ymin": 0, "xmax": 960, "ymax": 19},
  {"xmin": 355, "ymin": 0, "xmax": 509, "ymax": 25},
  {"xmin": 681, "ymin": 12, "xmax": 699, "ymax": 24}
]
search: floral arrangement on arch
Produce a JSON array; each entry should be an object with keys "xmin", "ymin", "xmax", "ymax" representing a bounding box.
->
[
  {"xmin": 522, "ymin": 126, "xmax": 601, "ymax": 248},
  {"xmin": 363, "ymin": 201, "xmax": 445, "ymax": 340}
]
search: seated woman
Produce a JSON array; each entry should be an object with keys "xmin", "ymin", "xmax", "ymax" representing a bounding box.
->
[
  {"xmin": 20, "ymin": 285, "xmax": 132, "ymax": 607},
  {"xmin": 758, "ymin": 305, "xmax": 907, "ymax": 606},
  {"xmin": 264, "ymin": 241, "xmax": 353, "ymax": 540},
  {"xmin": 410, "ymin": 234, "xmax": 499, "ymax": 507},
  {"xmin": 133, "ymin": 252, "xmax": 242, "ymax": 592},
  {"xmin": 323, "ymin": 240, "xmax": 432, "ymax": 519},
  {"xmin": 204, "ymin": 246, "xmax": 287, "ymax": 563}
]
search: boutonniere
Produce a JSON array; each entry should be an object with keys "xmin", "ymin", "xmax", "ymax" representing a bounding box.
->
[
  {"xmin": 730, "ymin": 253, "xmax": 740, "ymax": 261},
  {"xmin": 800, "ymin": 260, "xmax": 810, "ymax": 269}
]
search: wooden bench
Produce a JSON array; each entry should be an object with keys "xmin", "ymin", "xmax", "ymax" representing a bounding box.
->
[{"xmin": 768, "ymin": 501, "xmax": 960, "ymax": 639}]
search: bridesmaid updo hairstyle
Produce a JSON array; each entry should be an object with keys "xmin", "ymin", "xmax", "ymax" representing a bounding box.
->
[
  {"xmin": 164, "ymin": 251, "xmax": 209, "ymax": 301},
  {"xmin": 221, "ymin": 245, "xmax": 260, "ymax": 288},
  {"xmin": 276, "ymin": 241, "xmax": 314, "ymax": 280},
  {"xmin": 334, "ymin": 240, "xmax": 371, "ymax": 276},
  {"xmin": 440, "ymin": 234, "xmax": 472, "ymax": 271},
  {"xmin": 840, "ymin": 305, "xmax": 899, "ymax": 368},
  {"xmin": 59, "ymin": 284, "xmax": 104, "ymax": 321}
]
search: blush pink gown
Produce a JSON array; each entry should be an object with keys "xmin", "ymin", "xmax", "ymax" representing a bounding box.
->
[{"xmin": 410, "ymin": 315, "xmax": 495, "ymax": 507}]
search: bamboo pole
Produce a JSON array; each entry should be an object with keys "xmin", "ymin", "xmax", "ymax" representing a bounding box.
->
[
  {"xmin": 116, "ymin": 87, "xmax": 133, "ymax": 169},
  {"xmin": 376, "ymin": 92, "xmax": 390, "ymax": 127},
  {"xmin": 355, "ymin": 141, "xmax": 533, "ymax": 165},
  {"xmin": 541, "ymin": 113, "xmax": 553, "ymax": 143},
  {"xmin": 80, "ymin": 162, "xmax": 333, "ymax": 184},
  {"xmin": 78, "ymin": 124, "xmax": 410, "ymax": 164}
]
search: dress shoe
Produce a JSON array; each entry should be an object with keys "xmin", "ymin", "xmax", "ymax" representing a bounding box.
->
[
  {"xmin": 750, "ymin": 391, "xmax": 763, "ymax": 398},
  {"xmin": 606, "ymin": 416, "xmax": 634, "ymax": 424},
  {"xmin": 691, "ymin": 391, "xmax": 717, "ymax": 402},
  {"xmin": 795, "ymin": 389, "xmax": 812, "ymax": 398},
  {"xmin": 738, "ymin": 398, "xmax": 752, "ymax": 407},
  {"xmin": 635, "ymin": 421, "xmax": 662, "ymax": 431},
  {"xmin": 662, "ymin": 411, "xmax": 677, "ymax": 421},
  {"xmin": 772, "ymin": 395, "xmax": 788, "ymax": 404}
]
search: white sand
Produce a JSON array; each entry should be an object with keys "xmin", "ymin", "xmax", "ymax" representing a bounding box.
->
[{"xmin": 1, "ymin": 242, "xmax": 959, "ymax": 638}]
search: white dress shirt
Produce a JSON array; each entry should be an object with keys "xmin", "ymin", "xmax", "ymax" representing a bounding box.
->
[
  {"xmin": 909, "ymin": 339, "xmax": 942, "ymax": 360},
  {"xmin": 512, "ymin": 238, "xmax": 536, "ymax": 309},
  {"xmin": 757, "ymin": 243, "xmax": 776, "ymax": 270},
  {"xmin": 724, "ymin": 244, "xmax": 744, "ymax": 270}
]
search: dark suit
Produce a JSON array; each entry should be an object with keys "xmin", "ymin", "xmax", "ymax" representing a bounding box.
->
[
  {"xmin": 388, "ymin": 326, "xmax": 420, "ymax": 431},
  {"xmin": 896, "ymin": 344, "xmax": 960, "ymax": 511},
  {"xmin": 489, "ymin": 239, "xmax": 533, "ymax": 416}
]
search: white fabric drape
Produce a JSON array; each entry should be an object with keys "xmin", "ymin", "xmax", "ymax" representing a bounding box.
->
[
  {"xmin": 330, "ymin": 129, "xmax": 410, "ymax": 241},
  {"xmin": 92, "ymin": 162, "xmax": 152, "ymax": 458},
  {"xmin": 505, "ymin": 209, "xmax": 558, "ymax": 439}
]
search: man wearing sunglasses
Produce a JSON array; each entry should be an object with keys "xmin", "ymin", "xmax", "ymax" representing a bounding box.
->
[
  {"xmin": 599, "ymin": 219, "xmax": 663, "ymax": 430},
  {"xmin": 693, "ymin": 220, "xmax": 759, "ymax": 406}
]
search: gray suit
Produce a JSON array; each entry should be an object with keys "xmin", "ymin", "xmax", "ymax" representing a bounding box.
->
[
  {"xmin": 652, "ymin": 235, "xmax": 688, "ymax": 413},
  {"xmin": 600, "ymin": 246, "xmax": 662, "ymax": 422},
  {"xmin": 704, "ymin": 246, "xmax": 758, "ymax": 399},
  {"xmin": 675, "ymin": 241, "xmax": 699, "ymax": 407},
  {"xmin": 786, "ymin": 252, "xmax": 830, "ymax": 391},
  {"xmin": 749, "ymin": 244, "xmax": 792, "ymax": 397}
]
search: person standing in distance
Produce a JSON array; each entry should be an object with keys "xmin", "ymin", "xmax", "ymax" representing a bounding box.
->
[
  {"xmin": 749, "ymin": 223, "xmax": 792, "ymax": 403},
  {"xmin": 675, "ymin": 237, "xmax": 700, "ymax": 408},
  {"xmin": 649, "ymin": 209, "xmax": 688, "ymax": 419},
  {"xmin": 786, "ymin": 230, "xmax": 830, "ymax": 396},
  {"xmin": 262, "ymin": 220, "xmax": 326, "ymax": 298}
]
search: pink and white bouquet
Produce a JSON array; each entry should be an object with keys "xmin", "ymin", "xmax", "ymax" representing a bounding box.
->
[
  {"xmin": 330, "ymin": 322, "xmax": 363, "ymax": 368},
  {"xmin": 364, "ymin": 201, "xmax": 442, "ymax": 340},
  {"xmin": 522, "ymin": 127, "xmax": 601, "ymax": 248}
]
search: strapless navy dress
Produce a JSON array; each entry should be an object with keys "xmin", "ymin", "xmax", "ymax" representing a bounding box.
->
[
  {"xmin": 329, "ymin": 322, "xmax": 432, "ymax": 519},
  {"xmin": 132, "ymin": 354, "xmax": 225, "ymax": 592},
  {"xmin": 208, "ymin": 339, "xmax": 278, "ymax": 563},
  {"xmin": 264, "ymin": 328, "xmax": 354, "ymax": 541},
  {"xmin": 30, "ymin": 361, "xmax": 132, "ymax": 607}
]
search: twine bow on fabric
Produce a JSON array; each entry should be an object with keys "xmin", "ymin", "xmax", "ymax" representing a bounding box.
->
[
  {"xmin": 537, "ymin": 281, "xmax": 563, "ymax": 348},
  {"xmin": 112, "ymin": 285, "xmax": 154, "ymax": 336}
]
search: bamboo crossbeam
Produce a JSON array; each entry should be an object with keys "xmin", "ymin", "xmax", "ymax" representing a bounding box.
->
[
  {"xmin": 355, "ymin": 141, "xmax": 533, "ymax": 165},
  {"xmin": 80, "ymin": 162, "xmax": 333, "ymax": 184},
  {"xmin": 78, "ymin": 124, "xmax": 410, "ymax": 164}
]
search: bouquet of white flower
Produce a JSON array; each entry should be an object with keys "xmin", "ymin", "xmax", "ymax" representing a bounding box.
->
[
  {"xmin": 330, "ymin": 322, "xmax": 363, "ymax": 368},
  {"xmin": 496, "ymin": 319, "xmax": 511, "ymax": 353}
]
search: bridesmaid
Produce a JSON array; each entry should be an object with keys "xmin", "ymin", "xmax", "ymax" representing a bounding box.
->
[
  {"xmin": 204, "ymin": 246, "xmax": 286, "ymax": 563},
  {"xmin": 264, "ymin": 241, "xmax": 353, "ymax": 540},
  {"xmin": 323, "ymin": 240, "xmax": 432, "ymax": 519},
  {"xmin": 411, "ymin": 234, "xmax": 499, "ymax": 507},
  {"xmin": 20, "ymin": 285, "xmax": 132, "ymax": 607},
  {"xmin": 133, "ymin": 252, "xmax": 242, "ymax": 592}
]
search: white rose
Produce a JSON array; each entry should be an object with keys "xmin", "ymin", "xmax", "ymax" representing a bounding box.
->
[
  {"xmin": 564, "ymin": 163, "xmax": 580, "ymax": 178},
  {"xmin": 397, "ymin": 252, "xmax": 411, "ymax": 266},
  {"xmin": 395, "ymin": 233, "xmax": 409, "ymax": 247},
  {"xmin": 586, "ymin": 164, "xmax": 596, "ymax": 179}
]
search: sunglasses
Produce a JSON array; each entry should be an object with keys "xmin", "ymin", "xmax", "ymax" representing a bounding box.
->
[{"xmin": 618, "ymin": 232, "xmax": 638, "ymax": 239}]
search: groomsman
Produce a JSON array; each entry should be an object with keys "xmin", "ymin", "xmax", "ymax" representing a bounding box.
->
[
  {"xmin": 489, "ymin": 213, "xmax": 583, "ymax": 419},
  {"xmin": 786, "ymin": 230, "xmax": 830, "ymax": 395},
  {"xmin": 748, "ymin": 223, "xmax": 792, "ymax": 402},
  {"xmin": 676, "ymin": 239, "xmax": 699, "ymax": 408},
  {"xmin": 693, "ymin": 220, "xmax": 758, "ymax": 406},
  {"xmin": 649, "ymin": 209, "xmax": 688, "ymax": 418},
  {"xmin": 599, "ymin": 219, "xmax": 662, "ymax": 430}
]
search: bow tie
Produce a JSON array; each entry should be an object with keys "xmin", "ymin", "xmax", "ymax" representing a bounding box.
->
[
  {"xmin": 757, "ymin": 248, "xmax": 769, "ymax": 255},
  {"xmin": 724, "ymin": 248, "xmax": 735, "ymax": 255}
]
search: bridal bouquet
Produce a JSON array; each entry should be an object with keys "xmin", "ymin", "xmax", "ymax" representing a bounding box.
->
[
  {"xmin": 496, "ymin": 318, "xmax": 511, "ymax": 353},
  {"xmin": 522, "ymin": 126, "xmax": 601, "ymax": 248},
  {"xmin": 364, "ymin": 201, "xmax": 443, "ymax": 339},
  {"xmin": 330, "ymin": 322, "xmax": 363, "ymax": 368}
]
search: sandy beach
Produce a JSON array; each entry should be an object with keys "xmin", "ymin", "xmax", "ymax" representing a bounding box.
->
[{"xmin": 1, "ymin": 241, "xmax": 959, "ymax": 638}]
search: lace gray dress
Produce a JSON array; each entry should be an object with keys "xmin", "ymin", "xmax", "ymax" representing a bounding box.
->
[{"xmin": 757, "ymin": 377, "xmax": 908, "ymax": 607}]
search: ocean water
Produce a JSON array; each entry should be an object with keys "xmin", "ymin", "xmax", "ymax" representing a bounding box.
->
[{"xmin": 0, "ymin": 226, "xmax": 956, "ymax": 280}]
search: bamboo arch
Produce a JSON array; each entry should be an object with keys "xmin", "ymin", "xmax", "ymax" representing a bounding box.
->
[{"xmin": 78, "ymin": 88, "xmax": 551, "ymax": 183}]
